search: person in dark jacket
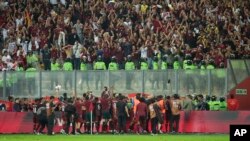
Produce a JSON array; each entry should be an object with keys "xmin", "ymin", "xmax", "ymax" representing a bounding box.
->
[
  {"xmin": 64, "ymin": 98, "xmax": 77, "ymax": 135},
  {"xmin": 116, "ymin": 95, "xmax": 129, "ymax": 134},
  {"xmin": 13, "ymin": 98, "xmax": 22, "ymax": 112}
]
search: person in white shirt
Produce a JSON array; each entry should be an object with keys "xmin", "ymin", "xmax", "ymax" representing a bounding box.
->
[
  {"xmin": 28, "ymin": 38, "xmax": 39, "ymax": 53},
  {"xmin": 1, "ymin": 50, "xmax": 12, "ymax": 64},
  {"xmin": 15, "ymin": 15, "xmax": 23, "ymax": 30},
  {"xmin": 72, "ymin": 41, "xmax": 83, "ymax": 70},
  {"xmin": 140, "ymin": 45, "xmax": 148, "ymax": 59},
  {"xmin": 74, "ymin": 19, "xmax": 84, "ymax": 44}
]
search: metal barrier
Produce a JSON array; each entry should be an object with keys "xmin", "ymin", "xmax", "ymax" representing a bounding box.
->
[
  {"xmin": 1, "ymin": 69, "xmax": 229, "ymax": 99},
  {"xmin": 1, "ymin": 59, "xmax": 249, "ymax": 99}
]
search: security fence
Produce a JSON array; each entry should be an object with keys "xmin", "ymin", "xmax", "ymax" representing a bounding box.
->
[{"xmin": 0, "ymin": 59, "xmax": 249, "ymax": 99}]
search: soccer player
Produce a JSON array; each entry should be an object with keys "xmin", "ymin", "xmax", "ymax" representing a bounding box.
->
[
  {"xmin": 135, "ymin": 97, "xmax": 148, "ymax": 134},
  {"xmin": 74, "ymin": 98, "xmax": 84, "ymax": 134},
  {"xmin": 99, "ymin": 94, "xmax": 111, "ymax": 133},
  {"xmin": 84, "ymin": 95, "xmax": 93, "ymax": 133},
  {"xmin": 93, "ymin": 97, "xmax": 102, "ymax": 134}
]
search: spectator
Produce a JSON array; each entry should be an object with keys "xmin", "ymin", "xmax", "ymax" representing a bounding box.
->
[{"xmin": 0, "ymin": 0, "xmax": 249, "ymax": 72}]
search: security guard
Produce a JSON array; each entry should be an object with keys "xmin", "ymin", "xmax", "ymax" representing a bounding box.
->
[
  {"xmin": 50, "ymin": 58, "xmax": 60, "ymax": 90},
  {"xmin": 125, "ymin": 55, "xmax": 135, "ymax": 90},
  {"xmin": 219, "ymin": 97, "xmax": 227, "ymax": 111},
  {"xmin": 210, "ymin": 95, "xmax": 220, "ymax": 111},
  {"xmin": 140, "ymin": 58, "xmax": 148, "ymax": 70},
  {"xmin": 151, "ymin": 56, "xmax": 159, "ymax": 89},
  {"xmin": 94, "ymin": 56, "xmax": 106, "ymax": 89},
  {"xmin": 125, "ymin": 55, "xmax": 135, "ymax": 70},
  {"xmin": 173, "ymin": 55, "xmax": 181, "ymax": 70},
  {"xmin": 80, "ymin": 56, "xmax": 89, "ymax": 90},
  {"xmin": 109, "ymin": 56, "xmax": 119, "ymax": 88},
  {"xmin": 200, "ymin": 60, "xmax": 206, "ymax": 70},
  {"xmin": 26, "ymin": 64, "xmax": 37, "ymax": 94},
  {"xmin": 206, "ymin": 95, "xmax": 213, "ymax": 110},
  {"xmin": 206, "ymin": 59, "xmax": 215, "ymax": 91},
  {"xmin": 206, "ymin": 59, "xmax": 215, "ymax": 70},
  {"xmin": 94, "ymin": 55, "xmax": 106, "ymax": 70},
  {"xmin": 9, "ymin": 69, "xmax": 18, "ymax": 95},
  {"xmin": 199, "ymin": 60, "xmax": 207, "ymax": 92},
  {"xmin": 108, "ymin": 56, "xmax": 118, "ymax": 71},
  {"xmin": 183, "ymin": 54, "xmax": 192, "ymax": 69},
  {"xmin": 184, "ymin": 60, "xmax": 196, "ymax": 93},
  {"xmin": 161, "ymin": 55, "xmax": 168, "ymax": 89},
  {"xmin": 216, "ymin": 62, "xmax": 226, "ymax": 95},
  {"xmin": 63, "ymin": 58, "xmax": 73, "ymax": 90},
  {"xmin": 15, "ymin": 63, "xmax": 24, "ymax": 93},
  {"xmin": 161, "ymin": 55, "xmax": 168, "ymax": 70},
  {"xmin": 26, "ymin": 51, "xmax": 38, "ymax": 66}
]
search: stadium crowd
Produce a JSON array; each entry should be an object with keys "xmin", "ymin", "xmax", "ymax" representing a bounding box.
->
[
  {"xmin": 0, "ymin": 0, "xmax": 249, "ymax": 71},
  {"xmin": 0, "ymin": 87, "xmax": 239, "ymax": 135}
]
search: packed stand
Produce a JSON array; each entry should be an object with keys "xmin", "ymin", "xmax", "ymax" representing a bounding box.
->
[{"xmin": 0, "ymin": 0, "xmax": 249, "ymax": 72}]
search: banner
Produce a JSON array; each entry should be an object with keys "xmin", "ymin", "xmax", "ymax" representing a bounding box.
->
[{"xmin": 0, "ymin": 111, "xmax": 250, "ymax": 133}]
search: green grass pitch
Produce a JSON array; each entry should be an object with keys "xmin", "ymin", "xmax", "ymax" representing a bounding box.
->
[{"xmin": 0, "ymin": 134, "xmax": 229, "ymax": 141}]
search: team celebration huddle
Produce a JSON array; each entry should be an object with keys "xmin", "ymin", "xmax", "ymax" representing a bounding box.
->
[{"xmin": 32, "ymin": 87, "xmax": 182, "ymax": 136}]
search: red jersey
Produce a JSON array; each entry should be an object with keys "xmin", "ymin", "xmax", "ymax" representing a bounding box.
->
[
  {"xmin": 74, "ymin": 101, "xmax": 83, "ymax": 114},
  {"xmin": 111, "ymin": 99, "xmax": 118, "ymax": 117},
  {"xmin": 39, "ymin": 38, "xmax": 48, "ymax": 49},
  {"xmin": 6, "ymin": 101, "xmax": 13, "ymax": 112},
  {"xmin": 136, "ymin": 102, "xmax": 148, "ymax": 116},
  {"xmin": 100, "ymin": 98, "xmax": 111, "ymax": 112},
  {"xmin": 227, "ymin": 99, "xmax": 239, "ymax": 111},
  {"xmin": 85, "ymin": 100, "xmax": 93, "ymax": 112}
]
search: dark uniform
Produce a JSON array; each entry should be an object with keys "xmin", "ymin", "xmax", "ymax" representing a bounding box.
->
[
  {"xmin": 64, "ymin": 99, "xmax": 77, "ymax": 134},
  {"xmin": 46, "ymin": 97, "xmax": 55, "ymax": 135},
  {"xmin": 37, "ymin": 103, "xmax": 47, "ymax": 134},
  {"xmin": 116, "ymin": 96, "xmax": 128, "ymax": 133}
]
